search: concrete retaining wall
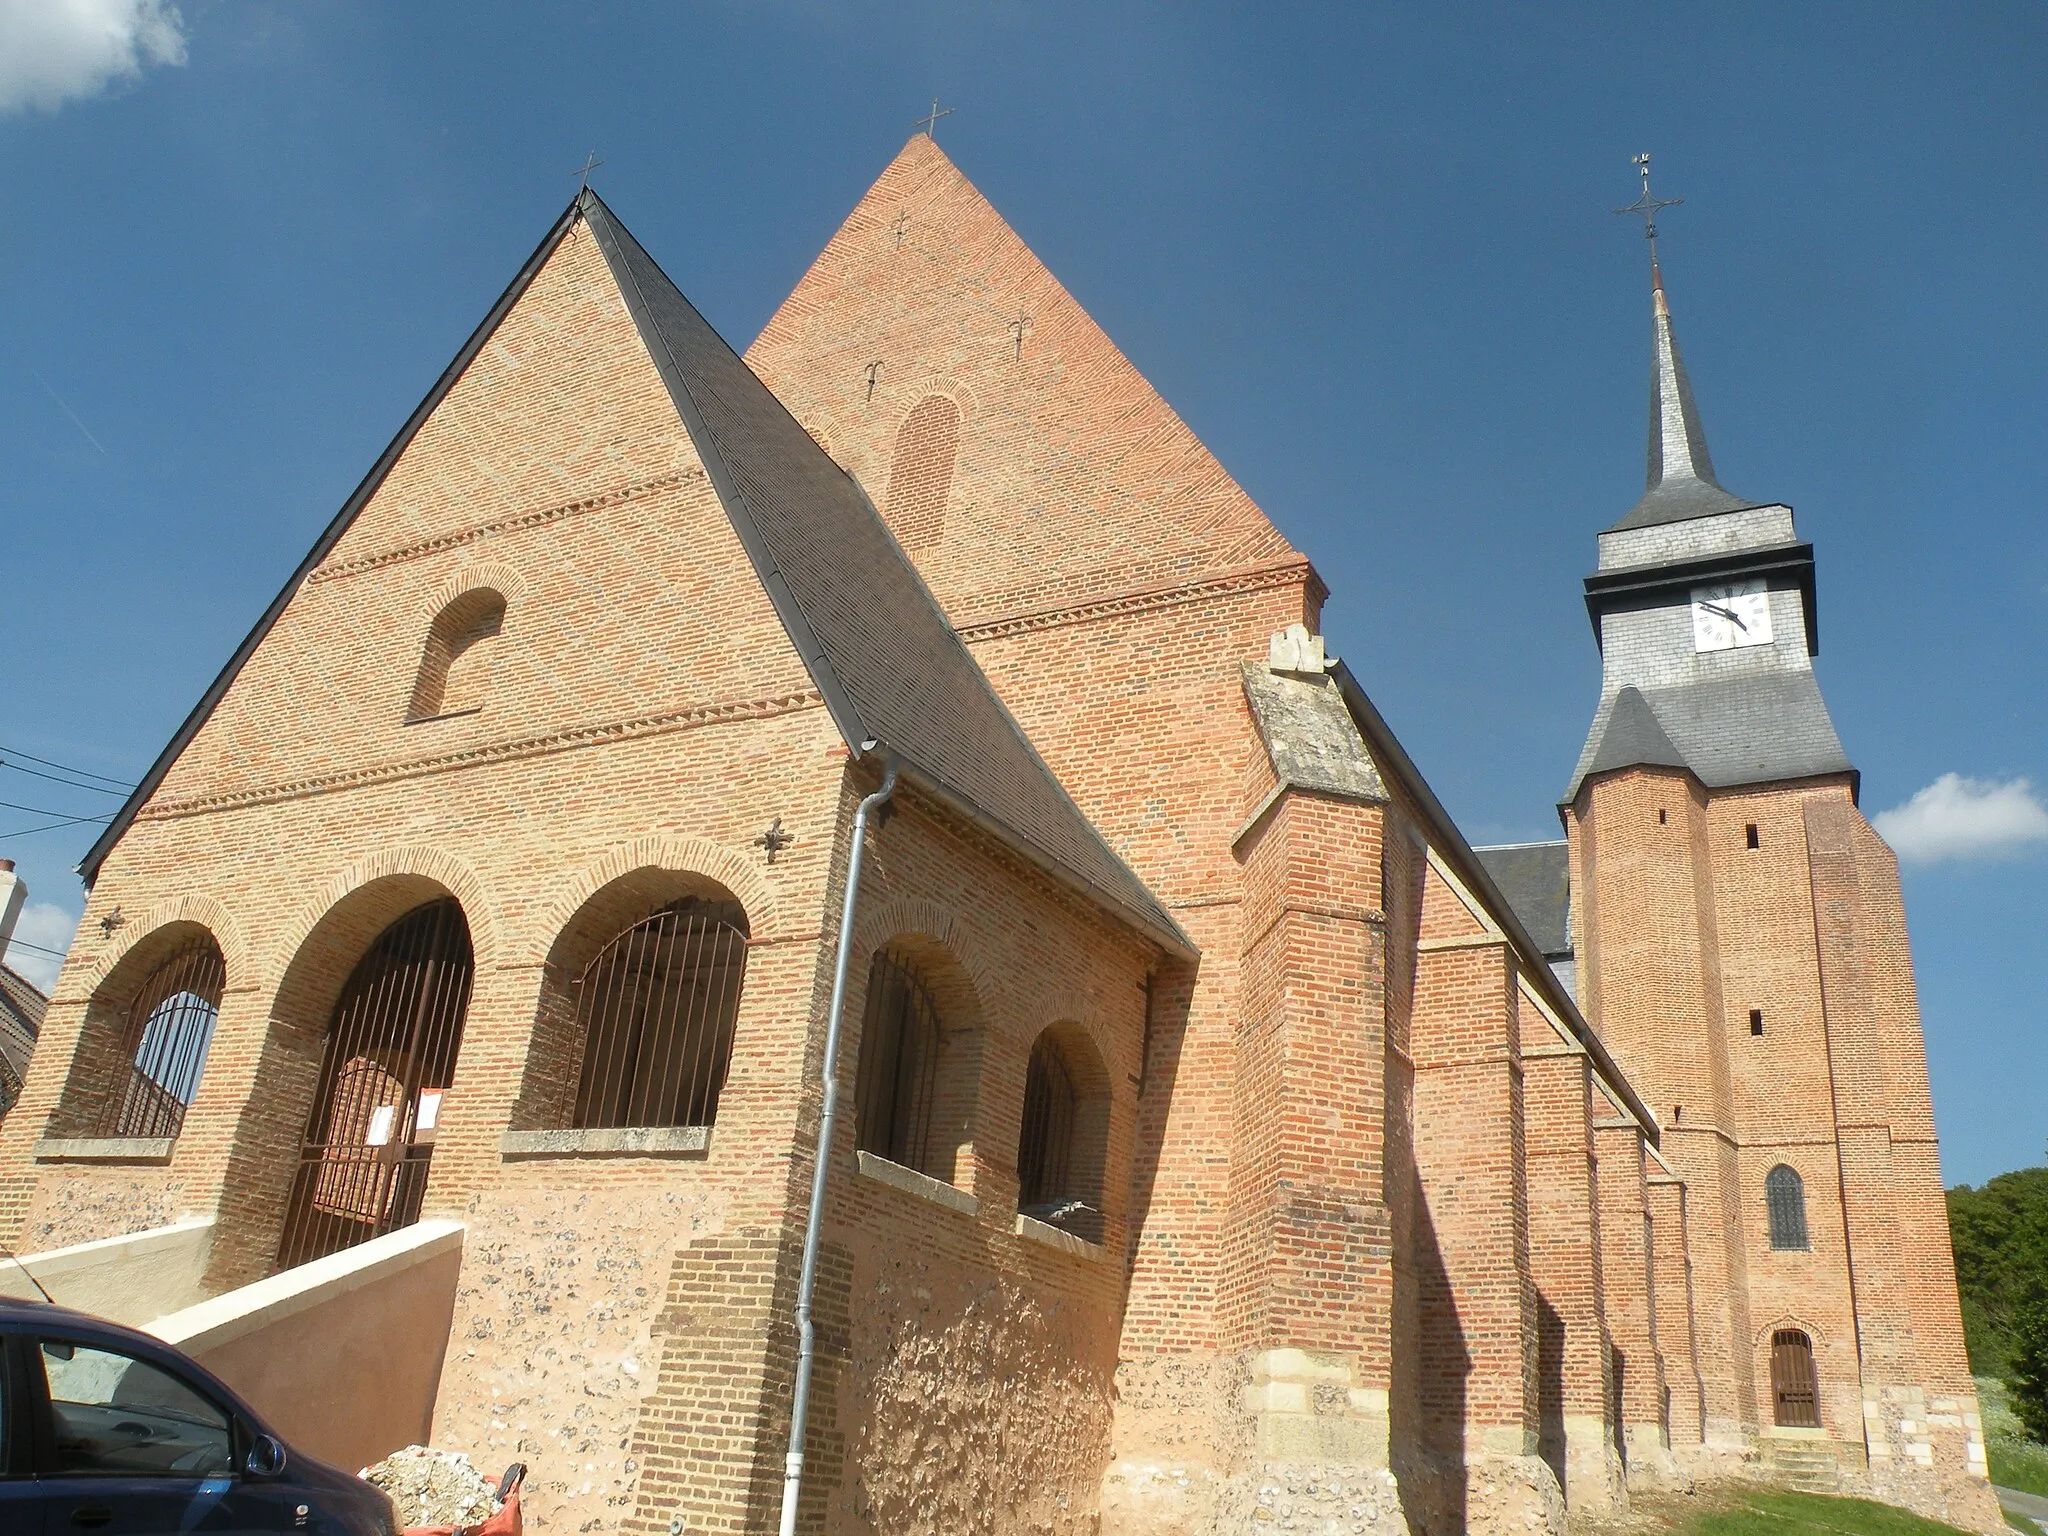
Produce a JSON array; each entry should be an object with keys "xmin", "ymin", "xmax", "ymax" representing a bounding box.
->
[
  {"xmin": 148, "ymin": 1220, "xmax": 464, "ymax": 1476},
  {"xmin": 0, "ymin": 1217, "xmax": 216, "ymax": 1323}
]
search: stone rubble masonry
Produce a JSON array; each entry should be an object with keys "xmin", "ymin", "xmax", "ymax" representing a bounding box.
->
[{"xmin": 0, "ymin": 126, "xmax": 1990, "ymax": 1536}]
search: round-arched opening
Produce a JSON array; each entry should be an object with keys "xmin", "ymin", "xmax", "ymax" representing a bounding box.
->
[
  {"xmin": 1016, "ymin": 1022, "xmax": 1111, "ymax": 1242},
  {"xmin": 55, "ymin": 923, "xmax": 226, "ymax": 1141},
  {"xmin": 571, "ymin": 897, "xmax": 750, "ymax": 1130},
  {"xmin": 408, "ymin": 588, "xmax": 506, "ymax": 721},
  {"xmin": 852, "ymin": 936, "xmax": 983, "ymax": 1187},
  {"xmin": 513, "ymin": 868, "xmax": 755, "ymax": 1134},
  {"xmin": 276, "ymin": 897, "xmax": 474, "ymax": 1270},
  {"xmin": 1770, "ymin": 1328, "xmax": 1819, "ymax": 1427},
  {"xmin": 1766, "ymin": 1164, "xmax": 1809, "ymax": 1251}
]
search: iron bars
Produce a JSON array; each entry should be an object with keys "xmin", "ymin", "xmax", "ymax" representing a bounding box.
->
[
  {"xmin": 571, "ymin": 898, "xmax": 750, "ymax": 1131},
  {"xmin": 276, "ymin": 898, "xmax": 473, "ymax": 1272},
  {"xmin": 92, "ymin": 936, "xmax": 225, "ymax": 1140}
]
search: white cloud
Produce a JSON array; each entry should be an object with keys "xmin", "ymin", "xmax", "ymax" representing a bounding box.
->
[
  {"xmin": 1873, "ymin": 774, "xmax": 2048, "ymax": 864},
  {"xmin": 3, "ymin": 901, "xmax": 79, "ymax": 994},
  {"xmin": 0, "ymin": 0, "xmax": 187, "ymax": 115}
]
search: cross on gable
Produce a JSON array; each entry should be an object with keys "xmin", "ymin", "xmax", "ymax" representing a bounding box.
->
[
  {"xmin": 754, "ymin": 817, "xmax": 794, "ymax": 864},
  {"xmin": 913, "ymin": 98, "xmax": 953, "ymax": 139}
]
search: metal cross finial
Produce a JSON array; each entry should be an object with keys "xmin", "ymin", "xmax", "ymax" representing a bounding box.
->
[
  {"xmin": 573, "ymin": 150, "xmax": 605, "ymax": 193},
  {"xmin": 913, "ymin": 98, "xmax": 953, "ymax": 139},
  {"xmin": 1614, "ymin": 152, "xmax": 1683, "ymax": 262}
]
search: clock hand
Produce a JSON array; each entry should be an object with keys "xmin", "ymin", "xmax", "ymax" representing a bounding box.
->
[{"xmin": 1701, "ymin": 601, "xmax": 1746, "ymax": 631}]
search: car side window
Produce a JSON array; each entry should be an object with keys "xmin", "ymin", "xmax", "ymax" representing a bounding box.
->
[{"xmin": 37, "ymin": 1339, "xmax": 234, "ymax": 1478}]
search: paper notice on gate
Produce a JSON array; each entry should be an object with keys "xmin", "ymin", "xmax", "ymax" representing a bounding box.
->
[
  {"xmin": 416, "ymin": 1090, "xmax": 443, "ymax": 1131},
  {"xmin": 366, "ymin": 1104, "xmax": 397, "ymax": 1146}
]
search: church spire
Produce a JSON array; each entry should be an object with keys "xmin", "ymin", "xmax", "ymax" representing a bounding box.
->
[{"xmin": 1607, "ymin": 156, "xmax": 1756, "ymax": 531}]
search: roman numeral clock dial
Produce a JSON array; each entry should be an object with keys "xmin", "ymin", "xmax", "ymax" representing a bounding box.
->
[{"xmin": 1690, "ymin": 579, "xmax": 1774, "ymax": 652}]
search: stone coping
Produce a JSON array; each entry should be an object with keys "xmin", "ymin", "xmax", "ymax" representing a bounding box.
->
[
  {"xmin": 1013, "ymin": 1212, "xmax": 1108, "ymax": 1262},
  {"xmin": 35, "ymin": 1136, "xmax": 176, "ymax": 1165},
  {"xmin": 499, "ymin": 1126, "xmax": 709, "ymax": 1159},
  {"xmin": 855, "ymin": 1150, "xmax": 978, "ymax": 1217}
]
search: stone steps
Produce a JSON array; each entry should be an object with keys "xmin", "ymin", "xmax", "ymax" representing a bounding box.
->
[{"xmin": 1757, "ymin": 1438, "xmax": 1861, "ymax": 1493}]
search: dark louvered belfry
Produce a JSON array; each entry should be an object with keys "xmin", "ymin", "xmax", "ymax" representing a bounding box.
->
[
  {"xmin": 571, "ymin": 899, "xmax": 749, "ymax": 1131},
  {"xmin": 94, "ymin": 936, "xmax": 225, "ymax": 1140},
  {"xmin": 276, "ymin": 899, "xmax": 473, "ymax": 1271}
]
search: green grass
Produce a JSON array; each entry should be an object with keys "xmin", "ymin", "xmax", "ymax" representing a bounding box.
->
[
  {"xmin": 1686, "ymin": 1489, "xmax": 1986, "ymax": 1536},
  {"xmin": 1989, "ymin": 1439, "xmax": 2048, "ymax": 1500},
  {"xmin": 1977, "ymin": 1377, "xmax": 2048, "ymax": 1499}
]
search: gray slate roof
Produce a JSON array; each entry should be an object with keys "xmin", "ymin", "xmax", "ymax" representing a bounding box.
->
[
  {"xmin": 84, "ymin": 191, "xmax": 1184, "ymax": 956},
  {"xmin": 1568, "ymin": 673, "xmax": 1852, "ymax": 802},
  {"xmin": 1606, "ymin": 272, "xmax": 1764, "ymax": 533},
  {"xmin": 1470, "ymin": 842, "xmax": 1571, "ymax": 959},
  {"xmin": 0, "ymin": 964, "xmax": 45, "ymax": 1118},
  {"xmin": 583, "ymin": 194, "xmax": 1183, "ymax": 950}
]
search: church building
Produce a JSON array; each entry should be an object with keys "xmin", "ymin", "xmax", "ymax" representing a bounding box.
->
[{"xmin": 0, "ymin": 136, "xmax": 1995, "ymax": 1536}]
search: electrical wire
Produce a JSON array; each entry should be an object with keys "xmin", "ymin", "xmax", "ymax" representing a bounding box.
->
[
  {"xmin": 0, "ymin": 745, "xmax": 133, "ymax": 790},
  {"xmin": 0, "ymin": 758, "xmax": 130, "ymax": 796},
  {"xmin": 0, "ymin": 799, "xmax": 112, "ymax": 822},
  {"xmin": 0, "ymin": 937, "xmax": 69, "ymax": 960},
  {"xmin": 1, "ymin": 814, "xmax": 112, "ymax": 838}
]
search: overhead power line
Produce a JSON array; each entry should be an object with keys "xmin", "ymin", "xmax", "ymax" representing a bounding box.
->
[
  {"xmin": 0, "ymin": 799, "xmax": 113, "ymax": 823},
  {"xmin": 0, "ymin": 758, "xmax": 130, "ymax": 796},
  {"xmin": 0, "ymin": 745, "xmax": 134, "ymax": 791},
  {"xmin": 0, "ymin": 936, "xmax": 70, "ymax": 960}
]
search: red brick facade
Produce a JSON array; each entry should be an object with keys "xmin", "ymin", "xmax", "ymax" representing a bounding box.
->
[{"xmin": 0, "ymin": 134, "xmax": 1991, "ymax": 1536}]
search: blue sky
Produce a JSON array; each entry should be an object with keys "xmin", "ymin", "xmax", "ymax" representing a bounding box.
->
[{"xmin": 1, "ymin": 2, "xmax": 2042, "ymax": 1184}]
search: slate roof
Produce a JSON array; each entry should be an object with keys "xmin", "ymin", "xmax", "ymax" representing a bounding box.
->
[
  {"xmin": 1470, "ymin": 842, "xmax": 1571, "ymax": 959},
  {"xmin": 1567, "ymin": 674, "xmax": 1853, "ymax": 803},
  {"xmin": 0, "ymin": 964, "xmax": 45, "ymax": 1118},
  {"xmin": 1605, "ymin": 269, "xmax": 1764, "ymax": 533},
  {"xmin": 581, "ymin": 194, "xmax": 1185, "ymax": 953},
  {"xmin": 81, "ymin": 191, "xmax": 1185, "ymax": 956}
]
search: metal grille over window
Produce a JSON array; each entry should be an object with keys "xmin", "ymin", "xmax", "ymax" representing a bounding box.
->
[
  {"xmin": 277, "ymin": 898, "xmax": 473, "ymax": 1271},
  {"xmin": 854, "ymin": 949, "xmax": 940, "ymax": 1175},
  {"xmin": 1018, "ymin": 1033, "xmax": 1075, "ymax": 1208},
  {"xmin": 1017, "ymin": 1031, "xmax": 1102, "ymax": 1242},
  {"xmin": 1766, "ymin": 1163, "xmax": 1809, "ymax": 1250},
  {"xmin": 882, "ymin": 395, "xmax": 960, "ymax": 552},
  {"xmin": 1770, "ymin": 1329, "xmax": 1820, "ymax": 1427},
  {"xmin": 93, "ymin": 937, "xmax": 225, "ymax": 1139},
  {"xmin": 572, "ymin": 898, "xmax": 749, "ymax": 1130}
]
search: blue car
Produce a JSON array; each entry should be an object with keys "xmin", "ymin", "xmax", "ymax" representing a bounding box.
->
[{"xmin": 0, "ymin": 1294, "xmax": 397, "ymax": 1534}]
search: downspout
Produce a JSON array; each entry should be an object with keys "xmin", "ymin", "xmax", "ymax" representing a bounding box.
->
[{"xmin": 778, "ymin": 755, "xmax": 899, "ymax": 1536}]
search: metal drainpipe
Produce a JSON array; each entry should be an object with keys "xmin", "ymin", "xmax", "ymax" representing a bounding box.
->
[{"xmin": 777, "ymin": 755, "xmax": 899, "ymax": 1536}]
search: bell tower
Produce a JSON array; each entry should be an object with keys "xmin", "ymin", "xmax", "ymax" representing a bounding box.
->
[{"xmin": 1562, "ymin": 163, "xmax": 1994, "ymax": 1519}]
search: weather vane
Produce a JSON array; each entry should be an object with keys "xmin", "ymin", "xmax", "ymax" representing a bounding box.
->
[{"xmin": 1614, "ymin": 152, "xmax": 1683, "ymax": 266}]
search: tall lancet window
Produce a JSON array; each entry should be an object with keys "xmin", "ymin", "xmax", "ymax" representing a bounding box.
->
[{"xmin": 883, "ymin": 395, "xmax": 959, "ymax": 553}]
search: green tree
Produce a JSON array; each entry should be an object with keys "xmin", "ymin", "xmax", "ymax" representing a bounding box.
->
[
  {"xmin": 2012, "ymin": 1284, "xmax": 2048, "ymax": 1443},
  {"xmin": 1946, "ymin": 1166, "xmax": 2048, "ymax": 1381}
]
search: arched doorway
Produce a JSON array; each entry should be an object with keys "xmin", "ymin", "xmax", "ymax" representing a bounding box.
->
[
  {"xmin": 1770, "ymin": 1329, "xmax": 1820, "ymax": 1428},
  {"xmin": 276, "ymin": 898, "xmax": 474, "ymax": 1269}
]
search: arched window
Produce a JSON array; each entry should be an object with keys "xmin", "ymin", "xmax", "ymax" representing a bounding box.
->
[
  {"xmin": 1766, "ymin": 1164, "xmax": 1809, "ymax": 1250},
  {"xmin": 882, "ymin": 395, "xmax": 959, "ymax": 552},
  {"xmin": 1016, "ymin": 1024, "xmax": 1111, "ymax": 1242},
  {"xmin": 408, "ymin": 589, "xmax": 506, "ymax": 721},
  {"xmin": 93, "ymin": 936, "xmax": 225, "ymax": 1140},
  {"xmin": 571, "ymin": 898, "xmax": 749, "ymax": 1130},
  {"xmin": 855, "ymin": 949, "xmax": 942, "ymax": 1174},
  {"xmin": 1770, "ymin": 1329, "xmax": 1819, "ymax": 1427}
]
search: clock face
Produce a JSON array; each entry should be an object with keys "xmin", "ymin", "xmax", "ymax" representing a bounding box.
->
[{"xmin": 1691, "ymin": 579, "xmax": 1774, "ymax": 652}]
